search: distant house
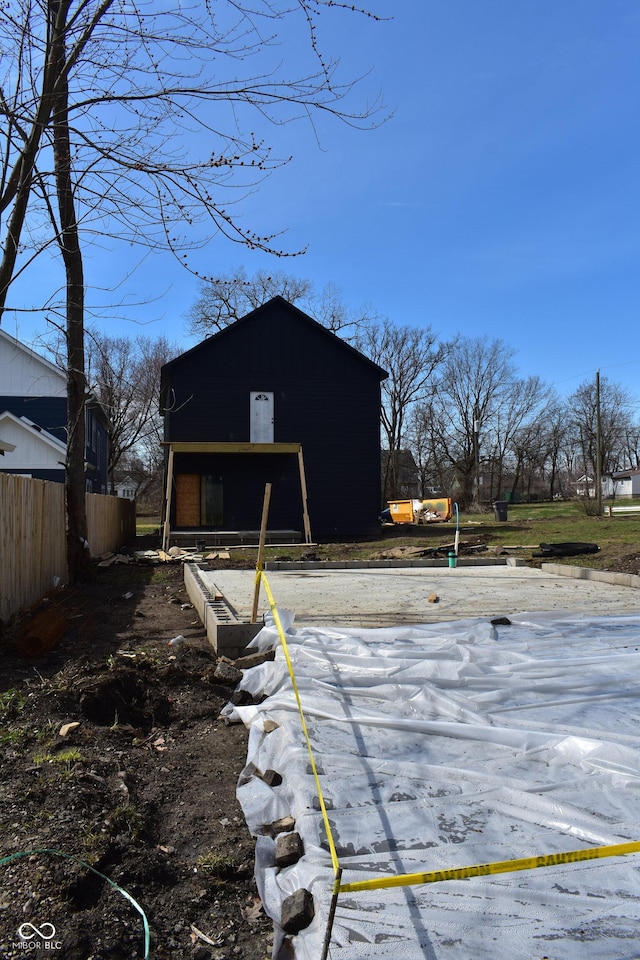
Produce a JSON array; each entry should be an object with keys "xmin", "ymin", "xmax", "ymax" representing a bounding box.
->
[
  {"xmin": 576, "ymin": 475, "xmax": 595, "ymax": 498},
  {"xmin": 114, "ymin": 476, "xmax": 137, "ymax": 500},
  {"xmin": 603, "ymin": 468, "xmax": 640, "ymax": 499},
  {"xmin": 160, "ymin": 297, "xmax": 388, "ymax": 542},
  {"xmin": 381, "ymin": 449, "xmax": 420, "ymax": 500},
  {"xmin": 0, "ymin": 329, "xmax": 110, "ymax": 492}
]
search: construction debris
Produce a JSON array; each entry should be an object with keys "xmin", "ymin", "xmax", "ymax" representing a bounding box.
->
[
  {"xmin": 275, "ymin": 831, "xmax": 304, "ymax": 868},
  {"xmin": 281, "ymin": 888, "xmax": 314, "ymax": 935},
  {"xmin": 15, "ymin": 601, "xmax": 70, "ymax": 657},
  {"xmin": 534, "ymin": 541, "xmax": 600, "ymax": 558},
  {"xmin": 58, "ymin": 721, "xmax": 81, "ymax": 738}
]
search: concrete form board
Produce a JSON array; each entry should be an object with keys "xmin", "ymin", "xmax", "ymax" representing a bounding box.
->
[{"xmin": 183, "ymin": 561, "xmax": 261, "ymax": 658}]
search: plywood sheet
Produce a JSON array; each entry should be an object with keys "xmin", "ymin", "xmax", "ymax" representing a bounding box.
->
[{"xmin": 175, "ymin": 474, "xmax": 200, "ymax": 527}]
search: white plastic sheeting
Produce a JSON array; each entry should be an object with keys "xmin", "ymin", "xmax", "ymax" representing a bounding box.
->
[{"xmin": 226, "ymin": 611, "xmax": 640, "ymax": 959}]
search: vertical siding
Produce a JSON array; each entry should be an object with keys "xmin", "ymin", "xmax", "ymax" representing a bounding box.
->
[{"xmin": 162, "ymin": 299, "xmax": 386, "ymax": 538}]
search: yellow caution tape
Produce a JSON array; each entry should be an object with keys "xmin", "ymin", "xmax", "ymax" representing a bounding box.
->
[
  {"xmin": 338, "ymin": 840, "xmax": 640, "ymax": 893},
  {"xmin": 259, "ymin": 571, "xmax": 341, "ymax": 878}
]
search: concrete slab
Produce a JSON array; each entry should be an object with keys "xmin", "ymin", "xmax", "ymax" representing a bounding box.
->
[{"xmin": 200, "ymin": 564, "xmax": 640, "ymax": 628}]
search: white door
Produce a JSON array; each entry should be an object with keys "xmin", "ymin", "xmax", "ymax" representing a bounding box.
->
[{"xmin": 250, "ymin": 392, "xmax": 274, "ymax": 443}]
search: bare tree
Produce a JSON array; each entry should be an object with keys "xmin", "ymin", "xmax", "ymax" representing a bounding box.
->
[
  {"xmin": 0, "ymin": 0, "xmax": 387, "ymax": 580},
  {"xmin": 51, "ymin": 0, "xmax": 91, "ymax": 578},
  {"xmin": 416, "ymin": 337, "xmax": 522, "ymax": 507},
  {"xmin": 87, "ymin": 331, "xmax": 176, "ymax": 487},
  {"xmin": 488, "ymin": 375, "xmax": 549, "ymax": 501},
  {"xmin": 507, "ymin": 391, "xmax": 560, "ymax": 502},
  {"xmin": 413, "ymin": 337, "xmax": 547, "ymax": 505},
  {"xmin": 354, "ymin": 319, "xmax": 446, "ymax": 501},
  {"xmin": 567, "ymin": 375, "xmax": 636, "ymax": 493},
  {"xmin": 536, "ymin": 397, "xmax": 568, "ymax": 500},
  {"xmin": 621, "ymin": 422, "xmax": 640, "ymax": 471},
  {"xmin": 187, "ymin": 267, "xmax": 376, "ymax": 339}
]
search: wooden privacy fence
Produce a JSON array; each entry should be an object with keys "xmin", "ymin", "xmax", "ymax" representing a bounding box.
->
[
  {"xmin": 0, "ymin": 474, "xmax": 136, "ymax": 624},
  {"xmin": 85, "ymin": 488, "xmax": 136, "ymax": 557}
]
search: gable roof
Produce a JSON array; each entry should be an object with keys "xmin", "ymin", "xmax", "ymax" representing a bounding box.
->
[
  {"xmin": 0, "ymin": 410, "xmax": 67, "ymax": 461},
  {"xmin": 610, "ymin": 468, "xmax": 640, "ymax": 480},
  {"xmin": 0, "ymin": 328, "xmax": 66, "ymax": 396},
  {"xmin": 161, "ymin": 296, "xmax": 388, "ymax": 401}
]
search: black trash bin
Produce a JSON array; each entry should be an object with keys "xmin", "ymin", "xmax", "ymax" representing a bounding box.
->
[{"xmin": 493, "ymin": 500, "xmax": 508, "ymax": 522}]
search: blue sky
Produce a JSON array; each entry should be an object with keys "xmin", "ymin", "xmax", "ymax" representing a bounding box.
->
[{"xmin": 4, "ymin": 1, "xmax": 640, "ymax": 403}]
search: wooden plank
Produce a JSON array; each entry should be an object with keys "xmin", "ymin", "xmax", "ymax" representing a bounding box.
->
[
  {"xmin": 162, "ymin": 446, "xmax": 174, "ymax": 552},
  {"xmin": 252, "ymin": 483, "xmax": 272, "ymax": 623},
  {"xmin": 298, "ymin": 447, "xmax": 312, "ymax": 544},
  {"xmin": 162, "ymin": 441, "xmax": 301, "ymax": 454}
]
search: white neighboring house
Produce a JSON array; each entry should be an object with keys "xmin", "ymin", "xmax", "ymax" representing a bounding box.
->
[
  {"xmin": 576, "ymin": 475, "xmax": 595, "ymax": 497},
  {"xmin": 602, "ymin": 468, "xmax": 640, "ymax": 499},
  {"xmin": 114, "ymin": 477, "xmax": 137, "ymax": 500},
  {"xmin": 0, "ymin": 327, "xmax": 67, "ymax": 397},
  {"xmin": 0, "ymin": 411, "xmax": 66, "ymax": 477}
]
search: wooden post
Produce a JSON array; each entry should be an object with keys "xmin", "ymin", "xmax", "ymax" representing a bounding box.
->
[
  {"xmin": 320, "ymin": 868, "xmax": 343, "ymax": 960},
  {"xmin": 298, "ymin": 447, "xmax": 312, "ymax": 544},
  {"xmin": 162, "ymin": 446, "xmax": 174, "ymax": 553},
  {"xmin": 251, "ymin": 482, "xmax": 272, "ymax": 623}
]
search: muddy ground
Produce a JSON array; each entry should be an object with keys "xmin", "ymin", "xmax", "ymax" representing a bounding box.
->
[
  {"xmin": 0, "ymin": 557, "xmax": 272, "ymax": 960},
  {"xmin": 1, "ymin": 537, "xmax": 639, "ymax": 960}
]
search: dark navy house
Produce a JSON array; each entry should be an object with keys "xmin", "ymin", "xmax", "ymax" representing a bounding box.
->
[{"xmin": 160, "ymin": 297, "xmax": 387, "ymax": 542}]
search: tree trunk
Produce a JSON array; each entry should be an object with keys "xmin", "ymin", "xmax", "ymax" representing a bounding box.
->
[{"xmin": 51, "ymin": 0, "xmax": 90, "ymax": 582}]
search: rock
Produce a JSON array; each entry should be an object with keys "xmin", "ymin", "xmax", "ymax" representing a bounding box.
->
[
  {"xmin": 214, "ymin": 661, "xmax": 243, "ymax": 685},
  {"xmin": 275, "ymin": 832, "xmax": 304, "ymax": 868},
  {"xmin": 274, "ymin": 939, "xmax": 295, "ymax": 960},
  {"xmin": 263, "ymin": 719, "xmax": 280, "ymax": 734},
  {"xmin": 230, "ymin": 689, "xmax": 255, "ymax": 706},
  {"xmin": 262, "ymin": 769, "xmax": 282, "ymax": 787},
  {"xmin": 281, "ymin": 888, "xmax": 314, "ymax": 934},
  {"xmin": 264, "ymin": 815, "xmax": 295, "ymax": 837},
  {"xmin": 427, "ymin": 592, "xmax": 439, "ymax": 603}
]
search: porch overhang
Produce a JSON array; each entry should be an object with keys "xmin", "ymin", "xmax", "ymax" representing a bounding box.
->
[{"xmin": 161, "ymin": 440, "xmax": 311, "ymax": 551}]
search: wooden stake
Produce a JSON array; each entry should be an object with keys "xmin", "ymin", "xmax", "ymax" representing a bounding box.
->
[
  {"xmin": 298, "ymin": 447, "xmax": 312, "ymax": 544},
  {"xmin": 320, "ymin": 868, "xmax": 343, "ymax": 960},
  {"xmin": 162, "ymin": 446, "xmax": 174, "ymax": 553},
  {"xmin": 251, "ymin": 483, "xmax": 272, "ymax": 623}
]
